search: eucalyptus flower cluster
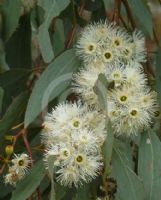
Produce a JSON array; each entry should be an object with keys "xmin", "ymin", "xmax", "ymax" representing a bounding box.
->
[
  {"xmin": 76, "ymin": 21, "xmax": 146, "ymax": 65},
  {"xmin": 4, "ymin": 153, "xmax": 31, "ymax": 186},
  {"xmin": 74, "ymin": 21, "xmax": 160, "ymax": 136},
  {"xmin": 42, "ymin": 21, "xmax": 160, "ymax": 188},
  {"xmin": 42, "ymin": 102, "xmax": 106, "ymax": 187}
]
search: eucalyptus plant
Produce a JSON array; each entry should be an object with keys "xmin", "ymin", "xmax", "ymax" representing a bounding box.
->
[{"xmin": 0, "ymin": 0, "xmax": 161, "ymax": 200}]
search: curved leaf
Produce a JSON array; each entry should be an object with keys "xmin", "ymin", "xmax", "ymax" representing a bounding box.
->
[
  {"xmin": 128, "ymin": 0, "xmax": 153, "ymax": 37},
  {"xmin": 38, "ymin": 0, "xmax": 70, "ymax": 63},
  {"xmin": 2, "ymin": 0, "xmax": 22, "ymax": 40},
  {"xmin": 156, "ymin": 48, "xmax": 161, "ymax": 106},
  {"xmin": 138, "ymin": 131, "xmax": 161, "ymax": 200},
  {"xmin": 11, "ymin": 160, "xmax": 46, "ymax": 200},
  {"xmin": 0, "ymin": 92, "xmax": 29, "ymax": 138},
  {"xmin": 111, "ymin": 146, "xmax": 145, "ymax": 200},
  {"xmin": 24, "ymin": 49, "xmax": 80, "ymax": 127}
]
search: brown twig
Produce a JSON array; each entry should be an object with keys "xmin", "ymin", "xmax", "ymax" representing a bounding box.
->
[
  {"xmin": 0, "ymin": 164, "xmax": 6, "ymax": 175},
  {"xmin": 65, "ymin": 0, "xmax": 85, "ymax": 49},
  {"xmin": 22, "ymin": 129, "xmax": 33, "ymax": 164},
  {"xmin": 113, "ymin": 0, "xmax": 121, "ymax": 25},
  {"xmin": 22, "ymin": 129, "xmax": 43, "ymax": 200},
  {"xmin": 121, "ymin": 0, "xmax": 136, "ymax": 29},
  {"xmin": 153, "ymin": 28, "xmax": 160, "ymax": 47},
  {"xmin": 0, "ymin": 128, "xmax": 25, "ymax": 176}
]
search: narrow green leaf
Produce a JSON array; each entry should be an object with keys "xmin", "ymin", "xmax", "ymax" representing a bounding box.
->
[
  {"xmin": 128, "ymin": 0, "xmax": 153, "ymax": 37},
  {"xmin": 38, "ymin": 0, "xmax": 70, "ymax": 63},
  {"xmin": 11, "ymin": 160, "xmax": 46, "ymax": 200},
  {"xmin": 0, "ymin": 87, "xmax": 4, "ymax": 113},
  {"xmin": 24, "ymin": 49, "xmax": 80, "ymax": 127},
  {"xmin": 111, "ymin": 146, "xmax": 145, "ymax": 200},
  {"xmin": 138, "ymin": 131, "xmax": 161, "ymax": 200},
  {"xmin": 93, "ymin": 73, "xmax": 108, "ymax": 111},
  {"xmin": 53, "ymin": 19, "xmax": 65, "ymax": 56},
  {"xmin": 102, "ymin": 122, "xmax": 114, "ymax": 176},
  {"xmin": 2, "ymin": 0, "xmax": 22, "ymax": 40},
  {"xmin": 58, "ymin": 88, "xmax": 71, "ymax": 103},
  {"xmin": 0, "ymin": 69, "xmax": 31, "ymax": 89},
  {"xmin": 156, "ymin": 48, "xmax": 161, "ymax": 106},
  {"xmin": 0, "ymin": 69, "xmax": 31, "ymax": 112},
  {"xmin": 75, "ymin": 184, "xmax": 90, "ymax": 200},
  {"xmin": 114, "ymin": 139, "xmax": 134, "ymax": 169},
  {"xmin": 5, "ymin": 15, "xmax": 32, "ymax": 69},
  {"xmin": 47, "ymin": 155, "xmax": 55, "ymax": 200},
  {"xmin": 0, "ymin": 92, "xmax": 29, "ymax": 138},
  {"xmin": 0, "ymin": 175, "xmax": 12, "ymax": 198},
  {"xmin": 55, "ymin": 184, "xmax": 67, "ymax": 200}
]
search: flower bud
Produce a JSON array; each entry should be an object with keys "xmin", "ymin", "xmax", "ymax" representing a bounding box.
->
[{"xmin": 5, "ymin": 145, "xmax": 14, "ymax": 156}]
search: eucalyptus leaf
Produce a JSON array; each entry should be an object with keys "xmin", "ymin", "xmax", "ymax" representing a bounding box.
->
[
  {"xmin": 2, "ymin": 0, "xmax": 22, "ymax": 40},
  {"xmin": 75, "ymin": 184, "xmax": 90, "ymax": 200},
  {"xmin": 38, "ymin": 0, "xmax": 70, "ymax": 63},
  {"xmin": 111, "ymin": 146, "xmax": 145, "ymax": 200},
  {"xmin": 138, "ymin": 131, "xmax": 161, "ymax": 200},
  {"xmin": 0, "ymin": 69, "xmax": 31, "ymax": 112},
  {"xmin": 0, "ymin": 87, "xmax": 4, "ymax": 114},
  {"xmin": 11, "ymin": 160, "xmax": 46, "ymax": 200},
  {"xmin": 0, "ymin": 92, "xmax": 29, "ymax": 139},
  {"xmin": 128, "ymin": 0, "xmax": 153, "ymax": 37},
  {"xmin": 52, "ymin": 19, "xmax": 65, "ymax": 56},
  {"xmin": 93, "ymin": 73, "xmax": 108, "ymax": 111},
  {"xmin": 156, "ymin": 48, "xmax": 161, "ymax": 106},
  {"xmin": 5, "ymin": 15, "xmax": 32, "ymax": 69},
  {"xmin": 24, "ymin": 49, "xmax": 80, "ymax": 127},
  {"xmin": 47, "ymin": 155, "xmax": 55, "ymax": 200},
  {"xmin": 102, "ymin": 121, "xmax": 114, "ymax": 176}
]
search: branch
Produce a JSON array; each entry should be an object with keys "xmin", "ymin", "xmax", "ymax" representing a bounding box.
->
[
  {"xmin": 65, "ymin": 0, "xmax": 85, "ymax": 49},
  {"xmin": 22, "ymin": 129, "xmax": 33, "ymax": 164},
  {"xmin": 121, "ymin": 0, "xmax": 136, "ymax": 29},
  {"xmin": 113, "ymin": 0, "xmax": 121, "ymax": 25}
]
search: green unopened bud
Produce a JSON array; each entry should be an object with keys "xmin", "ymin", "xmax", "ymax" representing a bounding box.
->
[{"xmin": 5, "ymin": 145, "xmax": 14, "ymax": 156}]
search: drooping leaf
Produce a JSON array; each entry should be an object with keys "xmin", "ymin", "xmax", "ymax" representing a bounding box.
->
[
  {"xmin": 58, "ymin": 87, "xmax": 71, "ymax": 103},
  {"xmin": 55, "ymin": 184, "xmax": 67, "ymax": 200},
  {"xmin": 138, "ymin": 131, "xmax": 161, "ymax": 200},
  {"xmin": 0, "ymin": 92, "xmax": 29, "ymax": 138},
  {"xmin": 114, "ymin": 138, "xmax": 134, "ymax": 170},
  {"xmin": 52, "ymin": 19, "xmax": 65, "ymax": 56},
  {"xmin": 75, "ymin": 0, "xmax": 103, "ymax": 12},
  {"xmin": 102, "ymin": 122, "xmax": 114, "ymax": 176},
  {"xmin": 24, "ymin": 49, "xmax": 80, "ymax": 127},
  {"xmin": 75, "ymin": 184, "xmax": 90, "ymax": 200},
  {"xmin": 128, "ymin": 0, "xmax": 153, "ymax": 37},
  {"xmin": 2, "ymin": 0, "xmax": 22, "ymax": 40},
  {"xmin": 38, "ymin": 0, "xmax": 70, "ymax": 63},
  {"xmin": 156, "ymin": 48, "xmax": 161, "ymax": 106},
  {"xmin": 0, "ymin": 87, "xmax": 4, "ymax": 114},
  {"xmin": 0, "ymin": 69, "xmax": 31, "ymax": 112},
  {"xmin": 11, "ymin": 160, "xmax": 46, "ymax": 200},
  {"xmin": 5, "ymin": 15, "xmax": 32, "ymax": 69},
  {"xmin": 111, "ymin": 145, "xmax": 145, "ymax": 200},
  {"xmin": 47, "ymin": 155, "xmax": 55, "ymax": 200},
  {"xmin": 0, "ymin": 175, "xmax": 12, "ymax": 199},
  {"xmin": 93, "ymin": 73, "xmax": 108, "ymax": 111}
]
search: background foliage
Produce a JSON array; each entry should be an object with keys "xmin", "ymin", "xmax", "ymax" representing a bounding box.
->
[{"xmin": 0, "ymin": 0, "xmax": 161, "ymax": 199}]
